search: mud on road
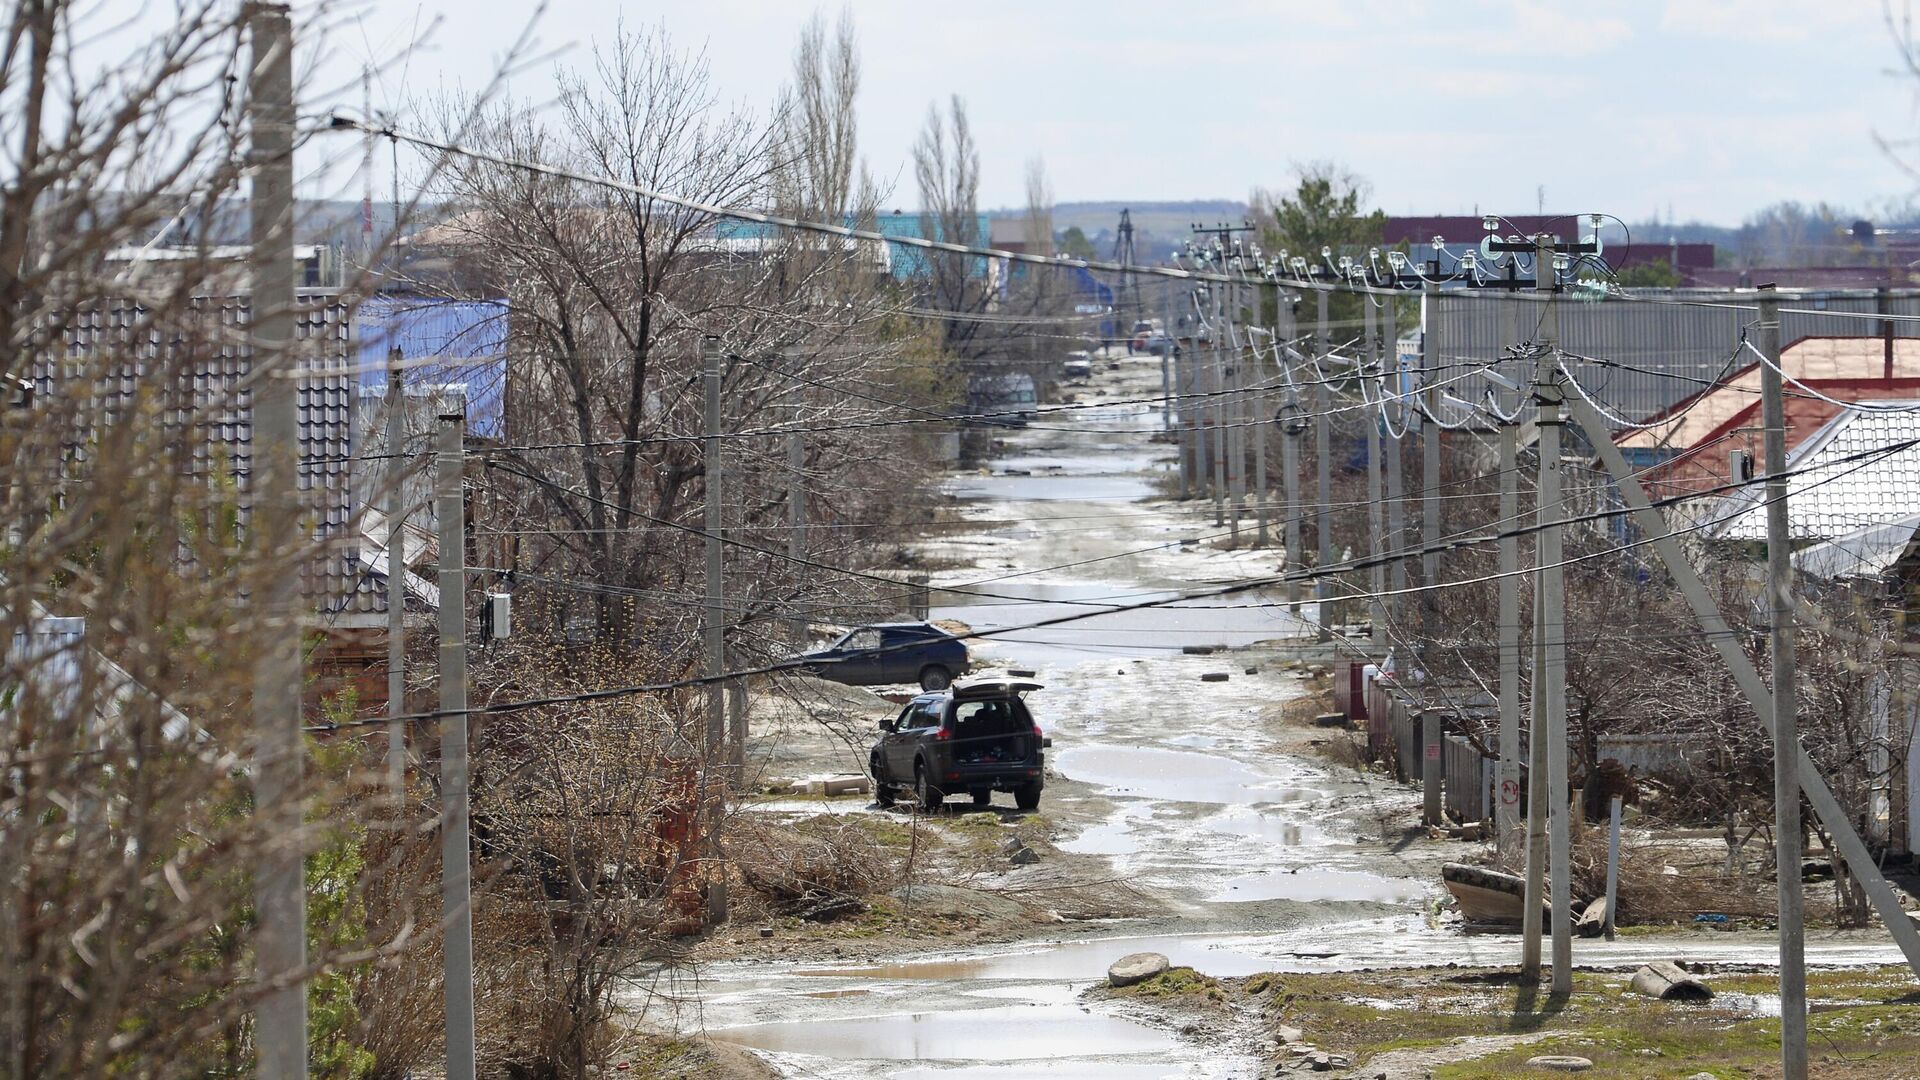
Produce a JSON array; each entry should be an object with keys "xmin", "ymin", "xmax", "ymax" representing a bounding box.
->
[
  {"xmin": 648, "ymin": 349, "xmax": 1910, "ymax": 1079},
  {"xmin": 641, "ymin": 350, "xmax": 1456, "ymax": 1079}
]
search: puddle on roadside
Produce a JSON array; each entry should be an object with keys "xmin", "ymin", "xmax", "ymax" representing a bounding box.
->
[
  {"xmin": 792, "ymin": 933, "xmax": 1287, "ymax": 982},
  {"xmin": 1200, "ymin": 807, "xmax": 1321, "ymax": 845},
  {"xmin": 930, "ymin": 582, "xmax": 1304, "ymax": 665},
  {"xmin": 947, "ymin": 474, "xmax": 1157, "ymax": 502},
  {"xmin": 891, "ymin": 1064, "xmax": 1193, "ymax": 1080},
  {"xmin": 1209, "ymin": 867, "xmax": 1426, "ymax": 904},
  {"xmin": 709, "ymin": 1003, "xmax": 1175, "ymax": 1061},
  {"xmin": 1055, "ymin": 745, "xmax": 1325, "ymax": 805},
  {"xmin": 804, "ymin": 988, "xmax": 873, "ymax": 1000}
]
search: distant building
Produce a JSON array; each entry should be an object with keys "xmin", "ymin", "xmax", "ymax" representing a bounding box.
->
[{"xmin": 874, "ymin": 211, "xmax": 993, "ymax": 281}]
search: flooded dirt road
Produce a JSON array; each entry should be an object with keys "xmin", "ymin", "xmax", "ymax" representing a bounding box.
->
[{"xmin": 676, "ymin": 350, "xmax": 1906, "ymax": 1079}]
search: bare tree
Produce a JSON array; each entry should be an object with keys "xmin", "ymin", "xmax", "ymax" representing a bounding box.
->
[
  {"xmin": 913, "ymin": 94, "xmax": 988, "ymax": 359},
  {"xmin": 1023, "ymin": 157, "xmax": 1054, "ymax": 258},
  {"xmin": 777, "ymin": 6, "xmax": 870, "ymax": 221}
]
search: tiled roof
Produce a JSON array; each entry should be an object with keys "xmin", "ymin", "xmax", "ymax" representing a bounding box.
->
[
  {"xmin": 33, "ymin": 293, "xmax": 368, "ymax": 618},
  {"xmin": 1713, "ymin": 405, "xmax": 1920, "ymax": 542},
  {"xmin": 1616, "ymin": 337, "xmax": 1920, "ymax": 452}
]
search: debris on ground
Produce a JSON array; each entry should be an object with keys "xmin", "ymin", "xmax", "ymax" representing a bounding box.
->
[
  {"xmin": 1575, "ymin": 896, "xmax": 1610, "ymax": 938},
  {"xmin": 1525, "ymin": 1054, "xmax": 1594, "ymax": 1072},
  {"xmin": 1629, "ymin": 960, "xmax": 1714, "ymax": 1000},
  {"xmin": 1106, "ymin": 951, "xmax": 1170, "ymax": 987}
]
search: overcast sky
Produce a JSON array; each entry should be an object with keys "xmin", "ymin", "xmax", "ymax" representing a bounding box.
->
[{"xmin": 263, "ymin": 0, "xmax": 1920, "ymax": 223}]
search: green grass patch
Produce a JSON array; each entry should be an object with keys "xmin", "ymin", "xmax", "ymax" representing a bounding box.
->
[
  {"xmin": 1119, "ymin": 966, "xmax": 1226, "ymax": 1002},
  {"xmin": 1238, "ymin": 966, "xmax": 1920, "ymax": 1078}
]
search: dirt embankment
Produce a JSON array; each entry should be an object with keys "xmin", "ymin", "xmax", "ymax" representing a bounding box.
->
[{"xmin": 695, "ymin": 802, "xmax": 1158, "ymax": 967}]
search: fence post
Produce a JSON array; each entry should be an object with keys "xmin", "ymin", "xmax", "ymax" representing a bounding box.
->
[{"xmin": 1423, "ymin": 710, "xmax": 1444, "ymax": 826}]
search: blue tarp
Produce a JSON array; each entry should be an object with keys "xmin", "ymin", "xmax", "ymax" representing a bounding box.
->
[{"xmin": 354, "ymin": 296, "xmax": 508, "ymax": 439}]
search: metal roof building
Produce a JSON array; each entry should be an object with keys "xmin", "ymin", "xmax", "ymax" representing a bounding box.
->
[{"xmin": 1712, "ymin": 406, "xmax": 1920, "ymax": 543}]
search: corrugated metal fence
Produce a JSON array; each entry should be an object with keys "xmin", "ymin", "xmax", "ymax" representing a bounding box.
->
[{"xmin": 1423, "ymin": 288, "xmax": 1920, "ymax": 430}]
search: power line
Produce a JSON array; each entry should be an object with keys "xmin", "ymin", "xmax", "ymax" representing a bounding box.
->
[{"xmin": 306, "ymin": 428, "xmax": 1919, "ymax": 735}]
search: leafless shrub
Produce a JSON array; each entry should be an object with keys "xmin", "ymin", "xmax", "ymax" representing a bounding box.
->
[{"xmin": 730, "ymin": 815, "xmax": 899, "ymax": 910}]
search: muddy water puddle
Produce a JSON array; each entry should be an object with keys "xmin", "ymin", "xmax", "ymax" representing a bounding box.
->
[
  {"xmin": 1209, "ymin": 867, "xmax": 1427, "ymax": 904},
  {"xmin": 708, "ymin": 1003, "xmax": 1176, "ymax": 1061},
  {"xmin": 931, "ymin": 583, "xmax": 1304, "ymax": 666},
  {"xmin": 790, "ymin": 933, "xmax": 1292, "ymax": 982},
  {"xmin": 891, "ymin": 1064, "xmax": 1188, "ymax": 1080},
  {"xmin": 1054, "ymin": 744, "xmax": 1326, "ymax": 805},
  {"xmin": 947, "ymin": 472, "xmax": 1157, "ymax": 502}
]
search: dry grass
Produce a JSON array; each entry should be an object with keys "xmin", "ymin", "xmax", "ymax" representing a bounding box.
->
[
  {"xmin": 730, "ymin": 814, "xmax": 902, "ymax": 910},
  {"xmin": 1568, "ymin": 830, "xmax": 1803, "ymax": 925}
]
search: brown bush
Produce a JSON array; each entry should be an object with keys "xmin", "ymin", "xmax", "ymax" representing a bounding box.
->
[{"xmin": 730, "ymin": 815, "xmax": 901, "ymax": 909}]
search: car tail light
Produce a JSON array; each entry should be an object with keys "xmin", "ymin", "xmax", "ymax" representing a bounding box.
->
[
  {"xmin": 934, "ymin": 727, "xmax": 951, "ymax": 741},
  {"xmin": 1032, "ymin": 724, "xmax": 1043, "ymax": 738}
]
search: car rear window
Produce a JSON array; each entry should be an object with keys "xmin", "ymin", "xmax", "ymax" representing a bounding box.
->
[{"xmin": 949, "ymin": 697, "xmax": 1031, "ymax": 739}]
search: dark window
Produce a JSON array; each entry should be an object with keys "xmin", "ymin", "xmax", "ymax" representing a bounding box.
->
[{"xmin": 906, "ymin": 700, "xmax": 944, "ymax": 730}]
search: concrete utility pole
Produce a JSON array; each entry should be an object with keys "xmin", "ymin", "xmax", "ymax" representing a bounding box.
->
[
  {"xmin": 784, "ymin": 348, "xmax": 807, "ymax": 642},
  {"xmin": 1227, "ymin": 280, "xmax": 1247, "ymax": 541},
  {"xmin": 435, "ymin": 410, "xmax": 477, "ymax": 1080},
  {"xmin": 1363, "ymin": 299, "xmax": 1386, "ymax": 651},
  {"xmin": 1211, "ymin": 285, "xmax": 1229, "ymax": 529},
  {"xmin": 1280, "ymin": 294, "xmax": 1304, "ymax": 610},
  {"xmin": 1496, "ymin": 415, "xmax": 1523, "ymax": 865},
  {"xmin": 1161, "ymin": 284, "xmax": 1174, "ymax": 433},
  {"xmin": 1758, "ymin": 284, "xmax": 1809, "ymax": 1079},
  {"xmin": 1521, "ymin": 563, "xmax": 1548, "ymax": 983},
  {"xmin": 1315, "ymin": 288, "xmax": 1333, "ymax": 641},
  {"xmin": 245, "ymin": 7, "xmax": 307, "ymax": 1077},
  {"xmin": 701, "ymin": 336, "xmax": 728, "ymax": 924},
  {"xmin": 385, "ymin": 346, "xmax": 408, "ymax": 795},
  {"xmin": 1383, "ymin": 297, "xmax": 1408, "ymax": 626},
  {"xmin": 1532, "ymin": 235, "xmax": 1573, "ymax": 995},
  {"xmin": 1177, "ymin": 288, "xmax": 1192, "ymax": 499},
  {"xmin": 1420, "ymin": 281, "xmax": 1443, "ymax": 628},
  {"xmin": 1252, "ymin": 278, "xmax": 1271, "ymax": 548}
]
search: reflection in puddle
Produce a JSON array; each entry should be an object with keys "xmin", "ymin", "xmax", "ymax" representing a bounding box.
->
[
  {"xmin": 1200, "ymin": 807, "xmax": 1320, "ymax": 845},
  {"xmin": 710, "ymin": 1004, "xmax": 1175, "ymax": 1060},
  {"xmin": 793, "ymin": 933, "xmax": 1288, "ymax": 982},
  {"xmin": 1210, "ymin": 868, "xmax": 1426, "ymax": 904},
  {"xmin": 948, "ymin": 474, "xmax": 1157, "ymax": 502},
  {"xmin": 892, "ymin": 1064, "xmax": 1191, "ymax": 1080},
  {"xmin": 930, "ymin": 581, "xmax": 1308, "ymax": 666},
  {"xmin": 1056, "ymin": 745, "xmax": 1323, "ymax": 805}
]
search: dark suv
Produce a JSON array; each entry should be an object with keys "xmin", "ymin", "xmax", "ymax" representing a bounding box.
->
[
  {"xmin": 870, "ymin": 678, "xmax": 1047, "ymax": 811},
  {"xmin": 795, "ymin": 621, "xmax": 967, "ymax": 691}
]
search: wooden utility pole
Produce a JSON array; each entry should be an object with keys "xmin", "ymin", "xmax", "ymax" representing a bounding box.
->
[{"xmin": 246, "ymin": 7, "xmax": 306, "ymax": 1076}]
